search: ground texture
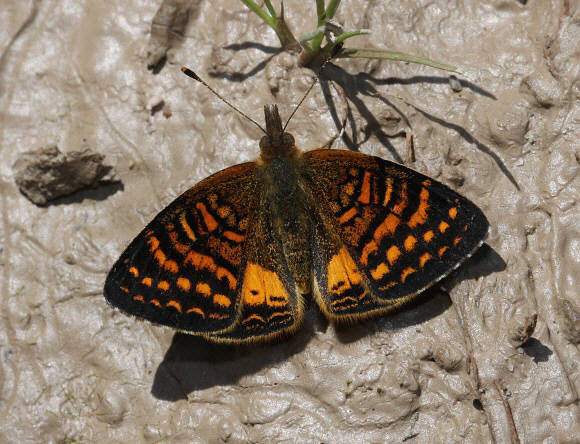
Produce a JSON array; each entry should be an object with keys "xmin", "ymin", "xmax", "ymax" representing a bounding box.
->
[{"xmin": 1, "ymin": 0, "xmax": 579, "ymax": 442}]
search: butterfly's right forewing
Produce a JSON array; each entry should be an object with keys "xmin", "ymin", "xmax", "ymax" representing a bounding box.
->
[{"xmin": 303, "ymin": 149, "xmax": 489, "ymax": 322}]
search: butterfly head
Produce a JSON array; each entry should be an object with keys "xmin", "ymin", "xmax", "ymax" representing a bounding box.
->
[{"xmin": 259, "ymin": 104, "xmax": 298, "ymax": 161}]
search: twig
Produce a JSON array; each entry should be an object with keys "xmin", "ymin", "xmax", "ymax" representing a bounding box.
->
[{"xmin": 495, "ymin": 380, "xmax": 521, "ymax": 444}]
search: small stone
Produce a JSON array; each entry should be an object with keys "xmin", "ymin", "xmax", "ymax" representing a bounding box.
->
[
  {"xmin": 558, "ymin": 299, "xmax": 580, "ymax": 344},
  {"xmin": 449, "ymin": 75, "xmax": 462, "ymax": 92},
  {"xmin": 14, "ymin": 145, "xmax": 118, "ymax": 205},
  {"xmin": 508, "ymin": 313, "xmax": 537, "ymax": 347}
]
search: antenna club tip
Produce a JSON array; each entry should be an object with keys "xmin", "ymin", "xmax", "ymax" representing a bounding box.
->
[{"xmin": 181, "ymin": 67, "xmax": 201, "ymax": 81}]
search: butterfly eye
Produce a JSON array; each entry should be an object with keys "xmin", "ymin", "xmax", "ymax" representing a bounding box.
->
[
  {"xmin": 282, "ymin": 133, "xmax": 295, "ymax": 147},
  {"xmin": 259, "ymin": 135, "xmax": 271, "ymax": 151}
]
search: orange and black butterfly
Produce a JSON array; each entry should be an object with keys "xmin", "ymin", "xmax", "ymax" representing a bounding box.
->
[{"xmin": 104, "ymin": 70, "xmax": 488, "ymax": 344}]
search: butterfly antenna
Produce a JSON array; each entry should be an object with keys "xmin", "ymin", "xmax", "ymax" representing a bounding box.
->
[
  {"xmin": 283, "ymin": 44, "xmax": 343, "ymax": 132},
  {"xmin": 181, "ymin": 67, "xmax": 267, "ymax": 134}
]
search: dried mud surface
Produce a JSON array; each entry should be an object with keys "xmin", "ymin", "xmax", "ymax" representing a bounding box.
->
[{"xmin": 1, "ymin": 0, "xmax": 579, "ymax": 442}]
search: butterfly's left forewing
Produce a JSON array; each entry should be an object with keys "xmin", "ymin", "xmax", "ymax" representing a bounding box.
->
[
  {"xmin": 105, "ymin": 161, "xmax": 304, "ymax": 343},
  {"xmin": 104, "ymin": 162, "xmax": 260, "ymax": 334},
  {"xmin": 303, "ymin": 149, "xmax": 489, "ymax": 322}
]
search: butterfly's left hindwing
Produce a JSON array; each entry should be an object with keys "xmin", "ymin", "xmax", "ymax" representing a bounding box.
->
[
  {"xmin": 104, "ymin": 162, "xmax": 260, "ymax": 334},
  {"xmin": 206, "ymin": 194, "xmax": 304, "ymax": 343},
  {"xmin": 303, "ymin": 149, "xmax": 489, "ymax": 321}
]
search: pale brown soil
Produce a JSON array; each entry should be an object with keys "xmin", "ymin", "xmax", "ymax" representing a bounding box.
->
[{"xmin": 1, "ymin": 0, "xmax": 579, "ymax": 443}]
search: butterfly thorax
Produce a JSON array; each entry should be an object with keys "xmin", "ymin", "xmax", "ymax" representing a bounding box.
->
[
  {"xmin": 259, "ymin": 104, "xmax": 301, "ymax": 162},
  {"xmin": 255, "ymin": 105, "xmax": 313, "ymax": 294}
]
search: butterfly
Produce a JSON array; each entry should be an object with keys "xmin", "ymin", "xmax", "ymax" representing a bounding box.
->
[{"xmin": 104, "ymin": 71, "xmax": 488, "ymax": 344}]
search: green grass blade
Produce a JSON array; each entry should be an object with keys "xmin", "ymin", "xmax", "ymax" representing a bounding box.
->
[
  {"xmin": 240, "ymin": 0, "xmax": 276, "ymax": 28},
  {"xmin": 316, "ymin": 0, "xmax": 325, "ymax": 25},
  {"xmin": 333, "ymin": 29, "xmax": 371, "ymax": 44},
  {"xmin": 263, "ymin": 0, "xmax": 277, "ymax": 19},
  {"xmin": 338, "ymin": 48, "xmax": 472, "ymax": 78},
  {"xmin": 325, "ymin": 0, "xmax": 341, "ymax": 20}
]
